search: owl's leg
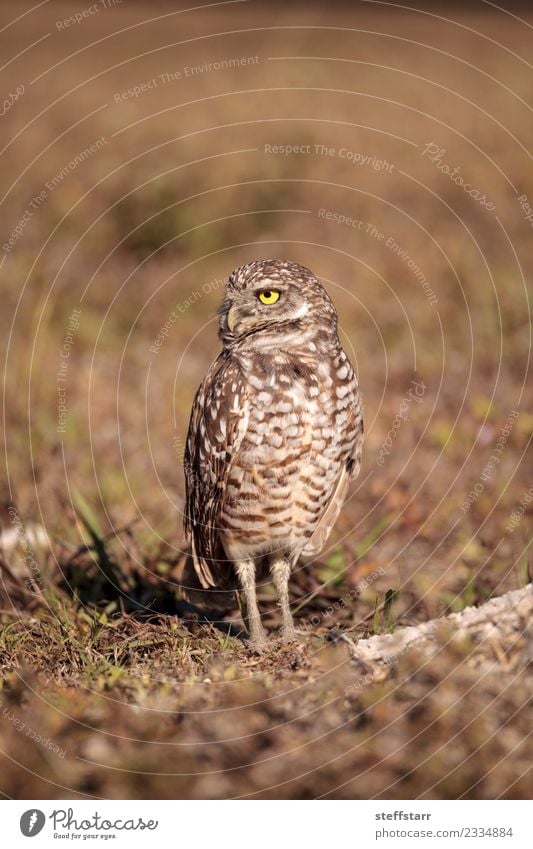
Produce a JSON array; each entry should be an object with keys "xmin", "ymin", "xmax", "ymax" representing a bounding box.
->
[
  {"xmin": 235, "ymin": 560, "xmax": 267, "ymax": 651},
  {"xmin": 271, "ymin": 559, "xmax": 296, "ymax": 642}
]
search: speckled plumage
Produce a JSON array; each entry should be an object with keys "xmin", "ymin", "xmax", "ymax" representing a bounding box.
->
[{"xmin": 184, "ymin": 259, "xmax": 363, "ymax": 649}]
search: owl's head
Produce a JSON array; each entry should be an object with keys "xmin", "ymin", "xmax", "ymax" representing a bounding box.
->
[{"xmin": 218, "ymin": 259, "xmax": 338, "ymax": 350}]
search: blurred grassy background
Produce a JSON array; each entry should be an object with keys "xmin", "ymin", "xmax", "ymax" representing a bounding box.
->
[{"xmin": 0, "ymin": 0, "xmax": 531, "ymax": 799}]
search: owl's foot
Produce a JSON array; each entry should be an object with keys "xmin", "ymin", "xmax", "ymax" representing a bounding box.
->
[
  {"xmin": 236, "ymin": 560, "xmax": 268, "ymax": 652},
  {"xmin": 271, "ymin": 559, "xmax": 298, "ymax": 643},
  {"xmin": 279, "ymin": 623, "xmax": 298, "ymax": 644},
  {"xmin": 247, "ymin": 628, "xmax": 268, "ymax": 654}
]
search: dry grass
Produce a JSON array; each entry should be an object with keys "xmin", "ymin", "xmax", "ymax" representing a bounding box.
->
[{"xmin": 0, "ymin": 0, "xmax": 532, "ymax": 799}]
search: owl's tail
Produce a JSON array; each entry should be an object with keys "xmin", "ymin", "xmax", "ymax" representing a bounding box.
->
[{"xmin": 179, "ymin": 550, "xmax": 237, "ymax": 612}]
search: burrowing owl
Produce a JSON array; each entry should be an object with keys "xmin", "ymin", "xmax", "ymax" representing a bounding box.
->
[{"xmin": 183, "ymin": 259, "xmax": 363, "ymax": 650}]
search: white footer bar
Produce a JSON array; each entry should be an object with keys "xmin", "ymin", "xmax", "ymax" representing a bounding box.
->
[{"xmin": 5, "ymin": 799, "xmax": 531, "ymax": 848}]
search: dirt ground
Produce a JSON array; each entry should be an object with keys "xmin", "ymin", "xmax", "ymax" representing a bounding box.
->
[{"xmin": 0, "ymin": 0, "xmax": 532, "ymax": 799}]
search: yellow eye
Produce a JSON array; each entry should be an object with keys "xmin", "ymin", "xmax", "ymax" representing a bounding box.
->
[{"xmin": 258, "ymin": 290, "xmax": 280, "ymax": 305}]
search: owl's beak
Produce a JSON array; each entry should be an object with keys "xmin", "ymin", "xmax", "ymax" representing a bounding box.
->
[{"xmin": 226, "ymin": 304, "xmax": 239, "ymax": 333}]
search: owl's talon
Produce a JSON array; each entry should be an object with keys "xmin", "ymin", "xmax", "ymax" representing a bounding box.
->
[
  {"xmin": 247, "ymin": 636, "xmax": 268, "ymax": 654},
  {"xmin": 280, "ymin": 626, "xmax": 298, "ymax": 644}
]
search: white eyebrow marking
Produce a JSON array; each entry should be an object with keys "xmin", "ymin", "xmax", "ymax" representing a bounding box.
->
[{"xmin": 292, "ymin": 303, "xmax": 309, "ymax": 320}]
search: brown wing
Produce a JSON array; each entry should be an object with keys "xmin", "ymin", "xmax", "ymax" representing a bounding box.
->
[
  {"xmin": 303, "ymin": 373, "xmax": 364, "ymax": 557},
  {"xmin": 184, "ymin": 353, "xmax": 249, "ymax": 588}
]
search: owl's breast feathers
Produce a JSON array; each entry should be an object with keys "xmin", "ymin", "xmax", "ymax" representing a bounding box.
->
[{"xmin": 184, "ymin": 347, "xmax": 363, "ymax": 587}]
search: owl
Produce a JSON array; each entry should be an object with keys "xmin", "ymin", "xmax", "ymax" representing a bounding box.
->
[{"xmin": 183, "ymin": 259, "xmax": 363, "ymax": 650}]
